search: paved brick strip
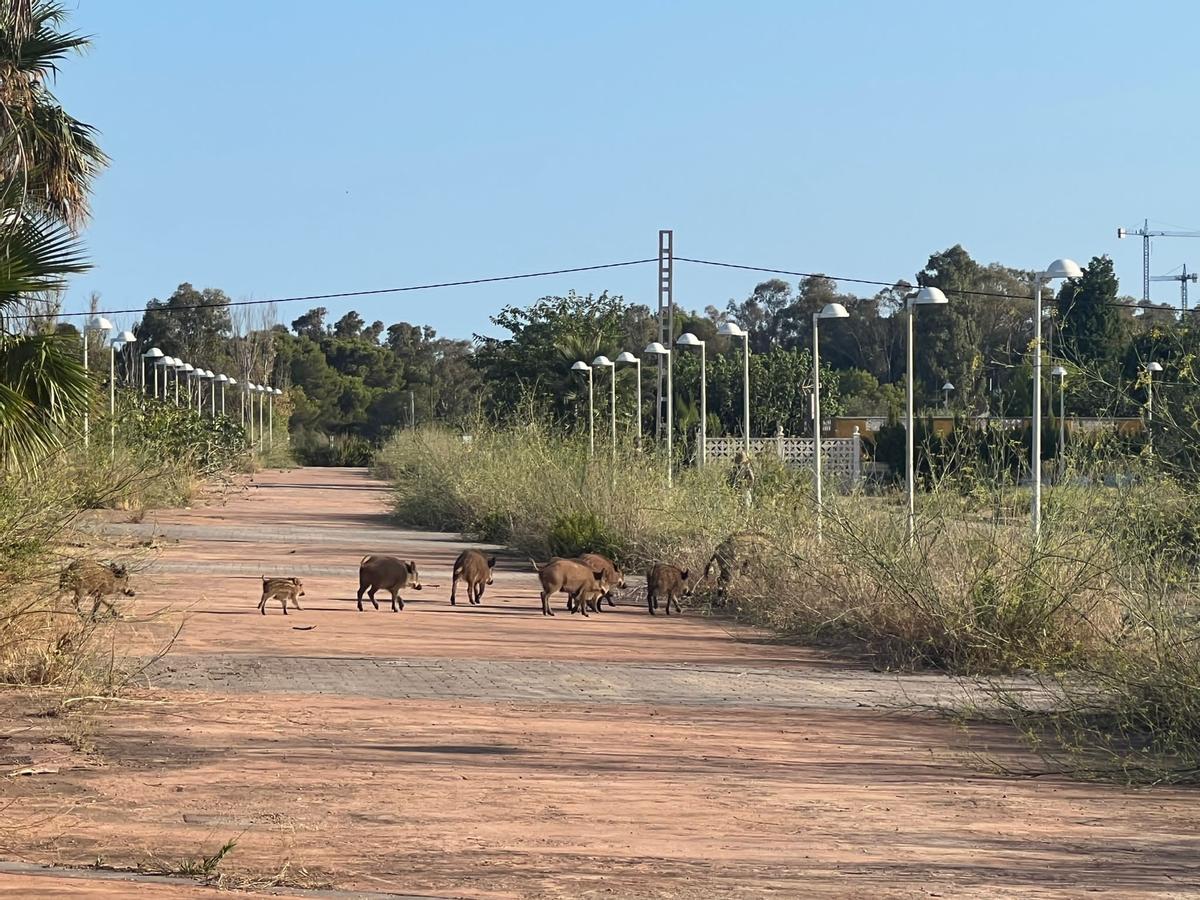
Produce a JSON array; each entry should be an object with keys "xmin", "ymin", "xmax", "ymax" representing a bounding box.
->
[{"xmin": 145, "ymin": 652, "xmax": 1011, "ymax": 711}]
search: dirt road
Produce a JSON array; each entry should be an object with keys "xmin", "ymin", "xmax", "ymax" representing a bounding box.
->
[{"xmin": 3, "ymin": 467, "xmax": 1198, "ymax": 898}]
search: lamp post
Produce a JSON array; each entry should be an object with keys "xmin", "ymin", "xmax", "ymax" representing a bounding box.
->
[
  {"xmin": 1031, "ymin": 258, "xmax": 1083, "ymax": 540},
  {"xmin": 942, "ymin": 381, "xmax": 955, "ymax": 410},
  {"xmin": 812, "ymin": 303, "xmax": 850, "ymax": 539},
  {"xmin": 82, "ymin": 315, "xmax": 113, "ymax": 448},
  {"xmin": 154, "ymin": 355, "xmax": 173, "ymax": 400},
  {"xmin": 675, "ymin": 333, "xmax": 706, "ymax": 467},
  {"xmin": 142, "ymin": 347, "xmax": 163, "ymax": 394},
  {"xmin": 270, "ymin": 388, "xmax": 281, "ymax": 447},
  {"xmin": 257, "ymin": 385, "xmax": 266, "ymax": 447},
  {"xmin": 114, "ymin": 331, "xmax": 136, "ymax": 386},
  {"xmin": 643, "ymin": 342, "xmax": 672, "ymax": 486},
  {"xmin": 181, "ymin": 363, "xmax": 195, "ymax": 409},
  {"xmin": 905, "ymin": 287, "xmax": 949, "ymax": 544},
  {"xmin": 718, "ymin": 321, "xmax": 750, "ymax": 452},
  {"xmin": 571, "ymin": 361, "xmax": 594, "ymax": 458},
  {"xmin": 592, "ymin": 355, "xmax": 616, "ymax": 462},
  {"xmin": 1051, "ymin": 365, "xmax": 1067, "ymax": 480},
  {"xmin": 171, "ymin": 360, "xmax": 184, "ymax": 405},
  {"xmin": 216, "ymin": 375, "xmax": 228, "ymax": 415},
  {"xmin": 109, "ymin": 332, "xmax": 134, "ymax": 457},
  {"xmin": 226, "ymin": 377, "xmax": 237, "ymax": 419},
  {"xmin": 1145, "ymin": 361, "xmax": 1163, "ymax": 423},
  {"xmin": 615, "ymin": 351, "xmax": 642, "ymax": 448}
]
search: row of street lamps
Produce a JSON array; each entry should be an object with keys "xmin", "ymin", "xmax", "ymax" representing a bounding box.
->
[
  {"xmin": 81, "ymin": 315, "xmax": 282, "ymax": 455},
  {"xmin": 571, "ymin": 257, "xmax": 1083, "ymax": 544}
]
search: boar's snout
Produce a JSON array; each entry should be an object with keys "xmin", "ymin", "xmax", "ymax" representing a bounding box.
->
[{"xmin": 122, "ymin": 587, "xmax": 137, "ymax": 597}]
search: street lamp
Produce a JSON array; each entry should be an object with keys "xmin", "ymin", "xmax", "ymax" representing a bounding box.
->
[
  {"xmin": 643, "ymin": 342, "xmax": 672, "ymax": 486},
  {"xmin": 81, "ymin": 315, "xmax": 113, "ymax": 448},
  {"xmin": 813, "ymin": 303, "xmax": 850, "ymax": 539},
  {"xmin": 718, "ymin": 321, "xmax": 750, "ymax": 451},
  {"xmin": 205, "ymin": 370, "xmax": 217, "ymax": 416},
  {"xmin": 142, "ymin": 347, "xmax": 163, "ymax": 394},
  {"xmin": 181, "ymin": 363, "xmax": 195, "ymax": 408},
  {"xmin": 154, "ymin": 354, "xmax": 173, "ymax": 401},
  {"xmin": 109, "ymin": 332, "xmax": 134, "ymax": 456},
  {"xmin": 905, "ymin": 286, "xmax": 949, "ymax": 544},
  {"xmin": 172, "ymin": 359, "xmax": 187, "ymax": 405},
  {"xmin": 115, "ymin": 331, "xmax": 136, "ymax": 386},
  {"xmin": 1031, "ymin": 258, "xmax": 1083, "ymax": 539},
  {"xmin": 942, "ymin": 381, "xmax": 955, "ymax": 410},
  {"xmin": 216, "ymin": 374, "xmax": 228, "ymax": 416},
  {"xmin": 675, "ymin": 333, "xmax": 706, "ymax": 467},
  {"xmin": 269, "ymin": 388, "xmax": 281, "ymax": 447},
  {"xmin": 1145, "ymin": 361, "xmax": 1163, "ymax": 422},
  {"xmin": 257, "ymin": 384, "xmax": 266, "ymax": 445},
  {"xmin": 592, "ymin": 355, "xmax": 616, "ymax": 462},
  {"xmin": 1051, "ymin": 365, "xmax": 1067, "ymax": 480},
  {"xmin": 571, "ymin": 361, "xmax": 594, "ymax": 458},
  {"xmin": 615, "ymin": 351, "xmax": 642, "ymax": 447}
]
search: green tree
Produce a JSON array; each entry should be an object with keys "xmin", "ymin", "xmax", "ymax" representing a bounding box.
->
[
  {"xmin": 136, "ymin": 283, "xmax": 235, "ymax": 373},
  {"xmin": 1056, "ymin": 255, "xmax": 1125, "ymax": 373}
]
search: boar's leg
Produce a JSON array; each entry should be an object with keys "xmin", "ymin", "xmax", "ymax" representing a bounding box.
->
[
  {"xmin": 259, "ymin": 591, "xmax": 269, "ymax": 615},
  {"xmin": 540, "ymin": 589, "xmax": 554, "ymax": 616},
  {"xmin": 647, "ymin": 588, "xmax": 657, "ymax": 615},
  {"xmin": 449, "ymin": 574, "xmax": 459, "ymax": 606},
  {"xmin": 390, "ymin": 589, "xmax": 404, "ymax": 612},
  {"xmin": 474, "ymin": 581, "xmax": 486, "ymax": 604},
  {"xmin": 279, "ymin": 592, "xmax": 289, "ymax": 615},
  {"xmin": 291, "ymin": 592, "xmax": 302, "ymax": 610},
  {"xmin": 670, "ymin": 591, "xmax": 682, "ymax": 614}
]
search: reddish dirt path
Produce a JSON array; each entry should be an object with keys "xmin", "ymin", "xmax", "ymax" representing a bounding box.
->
[{"xmin": 2, "ymin": 467, "xmax": 1198, "ymax": 898}]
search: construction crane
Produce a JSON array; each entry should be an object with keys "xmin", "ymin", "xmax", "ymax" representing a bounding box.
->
[
  {"xmin": 1150, "ymin": 264, "xmax": 1199, "ymax": 312},
  {"xmin": 1117, "ymin": 219, "xmax": 1200, "ymax": 302}
]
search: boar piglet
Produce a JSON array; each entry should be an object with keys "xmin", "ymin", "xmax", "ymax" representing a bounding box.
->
[
  {"xmin": 357, "ymin": 554, "xmax": 422, "ymax": 612},
  {"xmin": 574, "ymin": 552, "xmax": 626, "ymax": 612},
  {"xmin": 60, "ymin": 559, "xmax": 135, "ymax": 619},
  {"xmin": 450, "ymin": 549, "xmax": 496, "ymax": 606},
  {"xmin": 531, "ymin": 558, "xmax": 607, "ymax": 617},
  {"xmin": 259, "ymin": 576, "xmax": 305, "ymax": 615},
  {"xmin": 646, "ymin": 563, "xmax": 692, "ymax": 616}
]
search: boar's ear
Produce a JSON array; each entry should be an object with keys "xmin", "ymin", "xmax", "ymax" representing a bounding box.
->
[
  {"xmin": 487, "ymin": 556, "xmax": 496, "ymax": 568},
  {"xmin": 405, "ymin": 561, "xmax": 416, "ymax": 574},
  {"xmin": 111, "ymin": 563, "xmax": 127, "ymax": 578},
  {"xmin": 681, "ymin": 568, "xmax": 689, "ymax": 580}
]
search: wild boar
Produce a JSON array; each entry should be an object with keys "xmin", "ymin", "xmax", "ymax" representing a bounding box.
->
[
  {"xmin": 357, "ymin": 554, "xmax": 422, "ymax": 612},
  {"xmin": 550, "ymin": 553, "xmax": 626, "ymax": 613},
  {"xmin": 702, "ymin": 531, "xmax": 774, "ymax": 606},
  {"xmin": 646, "ymin": 563, "xmax": 692, "ymax": 616},
  {"xmin": 531, "ymin": 558, "xmax": 607, "ymax": 617},
  {"xmin": 450, "ymin": 549, "xmax": 496, "ymax": 606},
  {"xmin": 60, "ymin": 560, "xmax": 135, "ymax": 619},
  {"xmin": 259, "ymin": 576, "xmax": 305, "ymax": 615}
]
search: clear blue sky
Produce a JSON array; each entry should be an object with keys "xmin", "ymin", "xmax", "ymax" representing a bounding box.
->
[{"xmin": 58, "ymin": 1, "xmax": 1200, "ymax": 340}]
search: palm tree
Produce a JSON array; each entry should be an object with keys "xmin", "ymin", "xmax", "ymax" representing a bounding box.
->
[
  {"xmin": 0, "ymin": 1, "xmax": 104, "ymax": 470},
  {"xmin": 1, "ymin": 1, "xmax": 108, "ymax": 228}
]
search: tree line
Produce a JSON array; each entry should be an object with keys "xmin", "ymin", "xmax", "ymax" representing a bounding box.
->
[{"xmin": 91, "ymin": 240, "xmax": 1194, "ymax": 465}]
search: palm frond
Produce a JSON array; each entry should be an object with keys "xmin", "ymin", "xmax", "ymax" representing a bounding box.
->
[
  {"xmin": 0, "ymin": 331, "xmax": 89, "ymax": 470},
  {"xmin": 0, "ymin": 208, "xmax": 89, "ymax": 307}
]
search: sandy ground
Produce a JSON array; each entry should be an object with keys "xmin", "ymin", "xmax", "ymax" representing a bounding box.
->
[{"xmin": 2, "ymin": 467, "xmax": 1198, "ymax": 899}]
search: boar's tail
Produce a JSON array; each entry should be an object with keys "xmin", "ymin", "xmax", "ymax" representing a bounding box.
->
[
  {"xmin": 359, "ymin": 555, "xmax": 371, "ymax": 567},
  {"xmin": 529, "ymin": 558, "xmax": 545, "ymax": 573}
]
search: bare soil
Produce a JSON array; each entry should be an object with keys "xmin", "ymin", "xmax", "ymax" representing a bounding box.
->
[{"xmin": 2, "ymin": 467, "xmax": 1197, "ymax": 898}]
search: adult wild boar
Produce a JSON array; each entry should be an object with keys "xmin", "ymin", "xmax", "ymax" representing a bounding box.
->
[
  {"xmin": 357, "ymin": 555, "xmax": 422, "ymax": 612},
  {"xmin": 450, "ymin": 549, "xmax": 495, "ymax": 606},
  {"xmin": 646, "ymin": 563, "xmax": 692, "ymax": 616},
  {"xmin": 551, "ymin": 552, "xmax": 626, "ymax": 612},
  {"xmin": 531, "ymin": 558, "xmax": 607, "ymax": 617},
  {"xmin": 259, "ymin": 575, "xmax": 305, "ymax": 615},
  {"xmin": 702, "ymin": 531, "xmax": 775, "ymax": 606},
  {"xmin": 60, "ymin": 560, "xmax": 135, "ymax": 619}
]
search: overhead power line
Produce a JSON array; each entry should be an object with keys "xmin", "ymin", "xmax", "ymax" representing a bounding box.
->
[{"xmin": 18, "ymin": 258, "xmax": 659, "ymax": 322}]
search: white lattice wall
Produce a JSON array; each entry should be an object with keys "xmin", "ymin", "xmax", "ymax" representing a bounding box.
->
[{"xmin": 706, "ymin": 434, "xmax": 862, "ymax": 481}]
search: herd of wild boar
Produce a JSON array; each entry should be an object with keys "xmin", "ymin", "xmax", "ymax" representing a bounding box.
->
[{"xmin": 63, "ymin": 531, "xmax": 769, "ymax": 620}]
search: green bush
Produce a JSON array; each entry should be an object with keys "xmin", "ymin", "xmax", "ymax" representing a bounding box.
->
[{"xmin": 547, "ymin": 511, "xmax": 625, "ymax": 561}]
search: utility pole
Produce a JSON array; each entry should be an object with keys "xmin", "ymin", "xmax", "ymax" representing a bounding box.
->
[
  {"xmin": 656, "ymin": 230, "xmax": 673, "ymax": 441},
  {"xmin": 1118, "ymin": 219, "xmax": 1200, "ymax": 303}
]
